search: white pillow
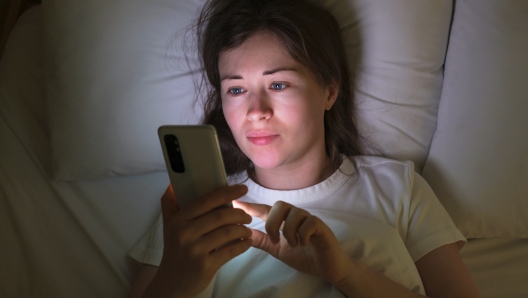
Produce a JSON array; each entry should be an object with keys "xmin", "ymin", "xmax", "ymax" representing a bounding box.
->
[
  {"xmin": 43, "ymin": 0, "xmax": 451, "ymax": 180},
  {"xmin": 422, "ymin": 0, "xmax": 528, "ymax": 238},
  {"xmin": 326, "ymin": 0, "xmax": 452, "ymax": 172},
  {"xmin": 43, "ymin": 0, "xmax": 204, "ymax": 180}
]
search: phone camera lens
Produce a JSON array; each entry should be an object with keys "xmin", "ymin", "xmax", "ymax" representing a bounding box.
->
[{"xmin": 164, "ymin": 134, "xmax": 185, "ymax": 173}]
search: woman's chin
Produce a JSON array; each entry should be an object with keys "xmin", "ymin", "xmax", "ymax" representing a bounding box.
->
[{"xmin": 247, "ymin": 153, "xmax": 283, "ymax": 171}]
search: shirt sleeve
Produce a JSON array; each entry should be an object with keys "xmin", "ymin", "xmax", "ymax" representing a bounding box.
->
[
  {"xmin": 405, "ymin": 172, "xmax": 466, "ymax": 262},
  {"xmin": 128, "ymin": 214, "xmax": 164, "ymax": 266}
]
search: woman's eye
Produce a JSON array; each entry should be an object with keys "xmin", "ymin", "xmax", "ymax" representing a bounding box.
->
[
  {"xmin": 228, "ymin": 87, "xmax": 244, "ymax": 95},
  {"xmin": 271, "ymin": 82, "xmax": 287, "ymax": 91}
]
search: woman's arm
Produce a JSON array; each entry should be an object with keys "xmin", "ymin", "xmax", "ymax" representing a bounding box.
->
[
  {"xmin": 335, "ymin": 242, "xmax": 480, "ymax": 298},
  {"xmin": 236, "ymin": 200, "xmax": 481, "ymax": 298},
  {"xmin": 127, "ymin": 265, "xmax": 158, "ymax": 298},
  {"xmin": 415, "ymin": 243, "xmax": 481, "ymax": 298},
  {"xmin": 235, "ymin": 200, "xmax": 420, "ymax": 297}
]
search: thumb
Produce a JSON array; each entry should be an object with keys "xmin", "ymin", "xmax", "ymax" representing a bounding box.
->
[
  {"xmin": 249, "ymin": 229, "xmax": 280, "ymax": 258},
  {"xmin": 161, "ymin": 184, "xmax": 179, "ymax": 226}
]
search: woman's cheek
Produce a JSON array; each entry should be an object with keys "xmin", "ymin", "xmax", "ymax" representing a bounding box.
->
[{"xmin": 222, "ymin": 101, "xmax": 242, "ymax": 133}]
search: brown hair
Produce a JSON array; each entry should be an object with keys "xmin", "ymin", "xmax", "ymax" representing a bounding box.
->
[{"xmin": 194, "ymin": 0, "xmax": 364, "ymax": 175}]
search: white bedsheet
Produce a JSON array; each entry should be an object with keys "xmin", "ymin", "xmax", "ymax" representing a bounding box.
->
[
  {"xmin": 0, "ymin": 112, "xmax": 167, "ymax": 297},
  {"xmin": 462, "ymin": 238, "xmax": 528, "ymax": 298},
  {"xmin": 1, "ymin": 5, "xmax": 527, "ymax": 298},
  {"xmin": 0, "ymin": 8, "xmax": 167, "ymax": 297}
]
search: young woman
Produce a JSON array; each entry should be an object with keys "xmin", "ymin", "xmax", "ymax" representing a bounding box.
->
[{"xmin": 128, "ymin": 0, "xmax": 481, "ymax": 297}]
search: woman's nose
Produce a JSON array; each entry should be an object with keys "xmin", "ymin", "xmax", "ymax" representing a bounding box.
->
[{"xmin": 246, "ymin": 91, "xmax": 272, "ymax": 121}]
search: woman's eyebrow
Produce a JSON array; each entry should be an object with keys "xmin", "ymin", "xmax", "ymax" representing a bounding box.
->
[
  {"xmin": 221, "ymin": 74, "xmax": 243, "ymax": 81},
  {"xmin": 263, "ymin": 67, "xmax": 298, "ymax": 76},
  {"xmin": 220, "ymin": 67, "xmax": 299, "ymax": 82}
]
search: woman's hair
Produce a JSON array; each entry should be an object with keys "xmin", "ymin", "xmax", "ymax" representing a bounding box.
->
[{"xmin": 194, "ymin": 0, "xmax": 364, "ymax": 175}]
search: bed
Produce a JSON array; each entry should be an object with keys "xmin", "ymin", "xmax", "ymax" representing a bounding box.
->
[{"xmin": 1, "ymin": 0, "xmax": 527, "ymax": 297}]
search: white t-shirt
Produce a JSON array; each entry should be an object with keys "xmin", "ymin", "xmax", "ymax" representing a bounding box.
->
[{"xmin": 129, "ymin": 156, "xmax": 465, "ymax": 297}]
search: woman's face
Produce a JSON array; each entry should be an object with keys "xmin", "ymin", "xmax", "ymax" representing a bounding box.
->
[{"xmin": 219, "ymin": 31, "xmax": 337, "ymax": 172}]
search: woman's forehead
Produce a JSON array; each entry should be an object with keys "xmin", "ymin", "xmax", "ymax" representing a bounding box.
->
[{"xmin": 218, "ymin": 31, "xmax": 301, "ymax": 77}]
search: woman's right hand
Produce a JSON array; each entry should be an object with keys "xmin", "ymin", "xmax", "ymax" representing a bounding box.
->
[{"xmin": 144, "ymin": 184, "xmax": 252, "ymax": 298}]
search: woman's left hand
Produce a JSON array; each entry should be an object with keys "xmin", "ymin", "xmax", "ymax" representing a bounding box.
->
[{"xmin": 233, "ymin": 200, "xmax": 352, "ymax": 285}]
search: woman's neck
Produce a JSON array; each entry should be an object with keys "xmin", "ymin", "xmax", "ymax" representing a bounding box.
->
[{"xmin": 248, "ymin": 154, "xmax": 338, "ymax": 190}]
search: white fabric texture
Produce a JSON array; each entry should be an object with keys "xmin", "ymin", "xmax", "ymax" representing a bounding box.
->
[
  {"xmin": 461, "ymin": 238, "xmax": 528, "ymax": 298},
  {"xmin": 129, "ymin": 156, "xmax": 465, "ymax": 297},
  {"xmin": 42, "ymin": 0, "xmax": 205, "ymax": 180},
  {"xmin": 327, "ymin": 0, "xmax": 452, "ymax": 172},
  {"xmin": 42, "ymin": 0, "xmax": 451, "ymax": 180},
  {"xmin": 0, "ymin": 7, "xmax": 169, "ymax": 297},
  {"xmin": 421, "ymin": 0, "xmax": 528, "ymax": 238}
]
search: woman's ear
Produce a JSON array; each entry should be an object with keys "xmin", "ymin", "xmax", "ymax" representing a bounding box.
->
[{"xmin": 324, "ymin": 81, "xmax": 339, "ymax": 111}]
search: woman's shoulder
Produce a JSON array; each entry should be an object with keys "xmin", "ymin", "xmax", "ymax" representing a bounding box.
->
[
  {"xmin": 348, "ymin": 155, "xmax": 415, "ymax": 174},
  {"xmin": 346, "ymin": 155, "xmax": 416, "ymax": 192}
]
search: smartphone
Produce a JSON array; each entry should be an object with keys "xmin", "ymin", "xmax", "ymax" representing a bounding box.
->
[{"xmin": 158, "ymin": 125, "xmax": 230, "ymax": 208}]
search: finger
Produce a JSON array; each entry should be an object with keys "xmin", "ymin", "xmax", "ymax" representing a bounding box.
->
[
  {"xmin": 202, "ymin": 225, "xmax": 252, "ymax": 252},
  {"xmin": 161, "ymin": 184, "xmax": 178, "ymax": 227},
  {"xmin": 179, "ymin": 184, "xmax": 248, "ymax": 221},
  {"xmin": 193, "ymin": 207, "xmax": 252, "ymax": 236},
  {"xmin": 233, "ymin": 201, "xmax": 272, "ymax": 222},
  {"xmin": 298, "ymin": 216, "xmax": 322, "ymax": 247},
  {"xmin": 266, "ymin": 201, "xmax": 293, "ymax": 244},
  {"xmin": 248, "ymin": 229, "xmax": 280, "ymax": 258},
  {"xmin": 282, "ymin": 208, "xmax": 310, "ymax": 248},
  {"xmin": 210, "ymin": 238, "xmax": 253, "ymax": 270}
]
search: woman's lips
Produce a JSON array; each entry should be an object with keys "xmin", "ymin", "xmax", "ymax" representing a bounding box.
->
[{"xmin": 247, "ymin": 134, "xmax": 279, "ymax": 146}]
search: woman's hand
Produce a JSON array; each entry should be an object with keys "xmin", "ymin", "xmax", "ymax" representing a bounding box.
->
[
  {"xmin": 233, "ymin": 200, "xmax": 352, "ymax": 285},
  {"xmin": 145, "ymin": 184, "xmax": 253, "ymax": 298}
]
